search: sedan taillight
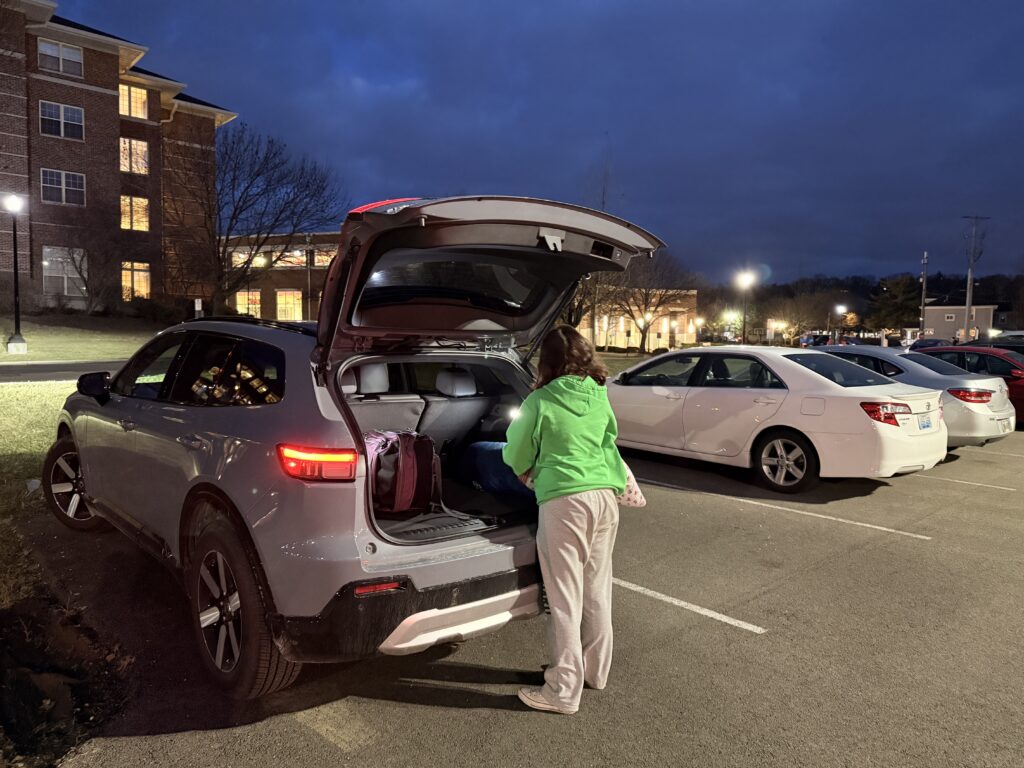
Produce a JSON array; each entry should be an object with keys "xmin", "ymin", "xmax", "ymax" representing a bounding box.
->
[
  {"xmin": 277, "ymin": 445, "xmax": 357, "ymax": 481},
  {"xmin": 860, "ymin": 401, "xmax": 912, "ymax": 426},
  {"xmin": 947, "ymin": 388, "xmax": 993, "ymax": 404}
]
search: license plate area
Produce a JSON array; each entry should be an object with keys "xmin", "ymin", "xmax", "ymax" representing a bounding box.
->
[
  {"xmin": 917, "ymin": 414, "xmax": 933, "ymax": 431},
  {"xmin": 998, "ymin": 418, "xmax": 1012, "ymax": 434}
]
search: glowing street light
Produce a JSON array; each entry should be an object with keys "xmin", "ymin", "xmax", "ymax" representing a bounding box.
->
[
  {"xmin": 734, "ymin": 269, "xmax": 757, "ymax": 343},
  {"xmin": 4, "ymin": 194, "xmax": 27, "ymax": 353}
]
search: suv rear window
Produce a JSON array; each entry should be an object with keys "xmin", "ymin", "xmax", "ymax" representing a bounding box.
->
[{"xmin": 785, "ymin": 353, "xmax": 893, "ymax": 387}]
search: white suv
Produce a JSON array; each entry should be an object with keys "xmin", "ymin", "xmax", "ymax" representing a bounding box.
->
[{"xmin": 42, "ymin": 196, "xmax": 664, "ymax": 698}]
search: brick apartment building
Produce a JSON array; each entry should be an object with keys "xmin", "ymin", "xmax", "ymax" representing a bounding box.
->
[
  {"xmin": 226, "ymin": 232, "xmax": 340, "ymax": 322},
  {"xmin": 0, "ymin": 0, "xmax": 235, "ymax": 313}
]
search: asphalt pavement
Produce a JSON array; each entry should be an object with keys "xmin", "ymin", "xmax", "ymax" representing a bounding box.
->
[
  {"xmin": 0, "ymin": 359, "xmax": 125, "ymax": 383},
  {"xmin": 13, "ymin": 431, "xmax": 1024, "ymax": 768}
]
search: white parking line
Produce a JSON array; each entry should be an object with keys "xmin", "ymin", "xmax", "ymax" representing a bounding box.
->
[
  {"xmin": 961, "ymin": 448, "xmax": 1024, "ymax": 460},
  {"xmin": 910, "ymin": 474, "xmax": 1016, "ymax": 493},
  {"xmin": 613, "ymin": 577, "xmax": 767, "ymax": 635},
  {"xmin": 636, "ymin": 478, "xmax": 933, "ymax": 541}
]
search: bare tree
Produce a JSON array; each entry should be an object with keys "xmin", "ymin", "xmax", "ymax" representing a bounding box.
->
[
  {"xmin": 603, "ymin": 251, "xmax": 694, "ymax": 352},
  {"xmin": 163, "ymin": 121, "xmax": 346, "ymax": 311}
]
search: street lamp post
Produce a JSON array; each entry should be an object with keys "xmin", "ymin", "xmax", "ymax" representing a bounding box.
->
[
  {"xmin": 834, "ymin": 304, "xmax": 847, "ymax": 343},
  {"xmin": 4, "ymin": 194, "xmax": 26, "ymax": 354},
  {"xmin": 735, "ymin": 269, "xmax": 756, "ymax": 343}
]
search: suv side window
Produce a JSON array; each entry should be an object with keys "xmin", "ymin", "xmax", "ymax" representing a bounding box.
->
[
  {"xmin": 111, "ymin": 333, "xmax": 188, "ymax": 400},
  {"xmin": 219, "ymin": 339, "xmax": 286, "ymax": 405},
  {"xmin": 169, "ymin": 334, "xmax": 239, "ymax": 405},
  {"xmin": 623, "ymin": 354, "xmax": 700, "ymax": 386},
  {"xmin": 695, "ymin": 356, "xmax": 786, "ymax": 389}
]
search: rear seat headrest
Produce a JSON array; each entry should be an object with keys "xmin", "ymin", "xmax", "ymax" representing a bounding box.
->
[
  {"xmin": 437, "ymin": 368, "xmax": 476, "ymax": 398},
  {"xmin": 340, "ymin": 369, "xmax": 357, "ymax": 395},
  {"xmin": 357, "ymin": 363, "xmax": 389, "ymax": 395}
]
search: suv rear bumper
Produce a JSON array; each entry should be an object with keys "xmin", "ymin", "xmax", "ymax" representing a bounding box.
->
[{"xmin": 268, "ymin": 565, "xmax": 541, "ymax": 663}]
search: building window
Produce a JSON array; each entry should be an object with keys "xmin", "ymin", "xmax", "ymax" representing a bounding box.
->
[
  {"xmin": 41, "ymin": 169, "xmax": 85, "ymax": 205},
  {"xmin": 38, "ymin": 39, "xmax": 83, "ymax": 77},
  {"xmin": 119, "ymin": 138, "xmax": 149, "ymax": 174},
  {"xmin": 121, "ymin": 261, "xmax": 151, "ymax": 301},
  {"xmin": 314, "ymin": 249, "xmax": 334, "ymax": 267},
  {"xmin": 276, "ymin": 289, "xmax": 302, "ymax": 321},
  {"xmin": 42, "ymin": 246, "xmax": 87, "ymax": 297},
  {"xmin": 235, "ymin": 290, "xmax": 262, "ymax": 317},
  {"xmin": 39, "ymin": 101, "xmax": 84, "ymax": 140},
  {"xmin": 119, "ymin": 84, "xmax": 148, "ymax": 119},
  {"xmin": 944, "ymin": 313, "xmax": 956, "ymax": 322},
  {"xmin": 276, "ymin": 250, "xmax": 306, "ymax": 268},
  {"xmin": 120, "ymin": 195, "xmax": 149, "ymax": 231}
]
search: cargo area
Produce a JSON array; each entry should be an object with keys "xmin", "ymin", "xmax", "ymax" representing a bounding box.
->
[{"xmin": 338, "ymin": 355, "xmax": 538, "ymax": 542}]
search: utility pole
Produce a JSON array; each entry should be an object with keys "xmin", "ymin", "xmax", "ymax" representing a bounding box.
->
[
  {"xmin": 961, "ymin": 215, "xmax": 990, "ymax": 343},
  {"xmin": 918, "ymin": 251, "xmax": 928, "ymax": 338}
]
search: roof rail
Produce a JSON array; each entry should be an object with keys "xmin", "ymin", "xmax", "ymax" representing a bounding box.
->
[{"xmin": 184, "ymin": 315, "xmax": 317, "ymax": 337}]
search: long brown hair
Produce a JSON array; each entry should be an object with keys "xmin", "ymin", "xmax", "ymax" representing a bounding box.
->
[{"xmin": 535, "ymin": 325, "xmax": 608, "ymax": 389}]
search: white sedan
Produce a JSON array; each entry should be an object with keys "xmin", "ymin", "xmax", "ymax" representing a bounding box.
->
[{"xmin": 608, "ymin": 347, "xmax": 948, "ymax": 493}]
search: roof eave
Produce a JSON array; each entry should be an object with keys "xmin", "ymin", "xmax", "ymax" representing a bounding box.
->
[{"xmin": 173, "ymin": 99, "xmax": 238, "ymax": 127}]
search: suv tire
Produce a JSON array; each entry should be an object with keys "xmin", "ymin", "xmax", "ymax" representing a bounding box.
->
[
  {"xmin": 42, "ymin": 436, "xmax": 109, "ymax": 532},
  {"xmin": 752, "ymin": 430, "xmax": 819, "ymax": 494},
  {"xmin": 188, "ymin": 515, "xmax": 301, "ymax": 699}
]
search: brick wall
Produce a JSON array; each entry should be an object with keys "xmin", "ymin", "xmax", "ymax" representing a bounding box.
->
[{"xmin": 0, "ymin": 7, "xmax": 29, "ymax": 275}]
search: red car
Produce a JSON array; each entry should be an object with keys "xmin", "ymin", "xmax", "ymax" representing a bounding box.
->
[{"xmin": 918, "ymin": 346, "xmax": 1024, "ymax": 422}]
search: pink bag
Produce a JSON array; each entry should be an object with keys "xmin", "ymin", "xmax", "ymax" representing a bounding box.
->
[{"xmin": 617, "ymin": 463, "xmax": 646, "ymax": 508}]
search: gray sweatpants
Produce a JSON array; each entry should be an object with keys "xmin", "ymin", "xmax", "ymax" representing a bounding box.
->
[{"xmin": 537, "ymin": 488, "xmax": 619, "ymax": 709}]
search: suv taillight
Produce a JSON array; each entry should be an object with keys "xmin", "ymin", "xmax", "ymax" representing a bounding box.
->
[
  {"xmin": 947, "ymin": 388, "xmax": 992, "ymax": 404},
  {"xmin": 277, "ymin": 445, "xmax": 357, "ymax": 481},
  {"xmin": 860, "ymin": 402, "xmax": 912, "ymax": 426}
]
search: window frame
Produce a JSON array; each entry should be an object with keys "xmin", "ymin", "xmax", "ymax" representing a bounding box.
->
[
  {"xmin": 40, "ymin": 168, "xmax": 86, "ymax": 206},
  {"xmin": 38, "ymin": 100, "xmax": 84, "ymax": 140},
  {"xmin": 275, "ymin": 288, "xmax": 303, "ymax": 321},
  {"xmin": 120, "ymin": 195, "xmax": 150, "ymax": 231},
  {"xmin": 41, "ymin": 246, "xmax": 87, "ymax": 298},
  {"xmin": 161, "ymin": 332, "xmax": 287, "ymax": 408},
  {"xmin": 111, "ymin": 332, "xmax": 191, "ymax": 401},
  {"xmin": 119, "ymin": 137, "xmax": 149, "ymax": 175},
  {"xmin": 944, "ymin": 313, "xmax": 956, "ymax": 322},
  {"xmin": 37, "ymin": 38, "xmax": 84, "ymax": 77},
  {"xmin": 620, "ymin": 352, "xmax": 703, "ymax": 387},
  {"xmin": 118, "ymin": 84, "xmax": 149, "ymax": 119},
  {"xmin": 120, "ymin": 260, "xmax": 151, "ymax": 301},
  {"xmin": 691, "ymin": 353, "xmax": 788, "ymax": 390}
]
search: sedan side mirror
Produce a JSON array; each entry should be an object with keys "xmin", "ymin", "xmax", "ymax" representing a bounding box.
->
[
  {"xmin": 615, "ymin": 372, "xmax": 629, "ymax": 385},
  {"xmin": 1010, "ymin": 368, "xmax": 1024, "ymax": 380},
  {"xmin": 77, "ymin": 371, "xmax": 110, "ymax": 402}
]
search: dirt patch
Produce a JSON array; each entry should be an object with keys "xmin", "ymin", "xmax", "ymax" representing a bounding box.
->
[{"xmin": 0, "ymin": 489, "xmax": 127, "ymax": 767}]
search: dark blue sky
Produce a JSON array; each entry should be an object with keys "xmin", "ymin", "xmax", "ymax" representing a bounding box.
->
[{"xmin": 67, "ymin": 0, "xmax": 1024, "ymax": 281}]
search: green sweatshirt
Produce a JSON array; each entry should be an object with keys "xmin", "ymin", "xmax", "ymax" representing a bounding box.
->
[{"xmin": 503, "ymin": 375, "xmax": 626, "ymax": 505}]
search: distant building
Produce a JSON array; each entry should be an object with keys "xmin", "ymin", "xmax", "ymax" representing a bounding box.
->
[
  {"xmin": 225, "ymin": 232, "xmax": 339, "ymax": 321},
  {"xmin": 577, "ymin": 290, "xmax": 699, "ymax": 349},
  {"xmin": 0, "ymin": 1, "xmax": 235, "ymax": 312},
  {"xmin": 920, "ymin": 304, "xmax": 1014, "ymax": 341}
]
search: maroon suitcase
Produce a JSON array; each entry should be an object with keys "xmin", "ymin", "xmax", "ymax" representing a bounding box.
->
[{"xmin": 363, "ymin": 431, "xmax": 440, "ymax": 515}]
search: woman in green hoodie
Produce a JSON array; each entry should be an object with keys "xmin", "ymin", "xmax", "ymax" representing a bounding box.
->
[{"xmin": 503, "ymin": 325, "xmax": 627, "ymax": 715}]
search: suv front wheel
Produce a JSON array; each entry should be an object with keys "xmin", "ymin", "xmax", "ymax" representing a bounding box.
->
[
  {"xmin": 42, "ymin": 436, "xmax": 108, "ymax": 531},
  {"xmin": 188, "ymin": 513, "xmax": 302, "ymax": 699}
]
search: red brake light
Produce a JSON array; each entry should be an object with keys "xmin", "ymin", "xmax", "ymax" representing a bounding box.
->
[
  {"xmin": 947, "ymin": 388, "xmax": 992, "ymax": 404},
  {"xmin": 860, "ymin": 401, "xmax": 912, "ymax": 426},
  {"xmin": 277, "ymin": 445, "xmax": 357, "ymax": 481},
  {"xmin": 348, "ymin": 197, "xmax": 420, "ymax": 215},
  {"xmin": 354, "ymin": 581, "xmax": 403, "ymax": 596}
]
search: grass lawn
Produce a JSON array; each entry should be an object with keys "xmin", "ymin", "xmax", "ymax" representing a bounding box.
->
[
  {"xmin": 0, "ymin": 380, "xmax": 73, "ymax": 607},
  {"xmin": 0, "ymin": 315, "xmax": 163, "ymax": 363},
  {"xmin": 600, "ymin": 352, "xmax": 653, "ymax": 377}
]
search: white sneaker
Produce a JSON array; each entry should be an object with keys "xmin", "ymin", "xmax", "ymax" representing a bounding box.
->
[{"xmin": 517, "ymin": 687, "xmax": 578, "ymax": 715}]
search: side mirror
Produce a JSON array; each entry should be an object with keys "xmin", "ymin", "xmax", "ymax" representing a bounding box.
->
[
  {"xmin": 1010, "ymin": 368, "xmax": 1024, "ymax": 380},
  {"xmin": 615, "ymin": 372, "xmax": 629, "ymax": 385},
  {"xmin": 77, "ymin": 371, "xmax": 110, "ymax": 402}
]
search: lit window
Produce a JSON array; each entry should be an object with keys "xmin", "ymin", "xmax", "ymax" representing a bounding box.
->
[
  {"xmin": 276, "ymin": 250, "xmax": 306, "ymax": 268},
  {"xmin": 235, "ymin": 290, "xmax": 262, "ymax": 317},
  {"xmin": 121, "ymin": 261, "xmax": 150, "ymax": 301},
  {"xmin": 120, "ymin": 195, "xmax": 149, "ymax": 231},
  {"xmin": 38, "ymin": 39, "xmax": 83, "ymax": 77},
  {"xmin": 41, "ymin": 168, "xmax": 85, "ymax": 205},
  {"xmin": 314, "ymin": 249, "xmax": 334, "ymax": 267},
  {"xmin": 39, "ymin": 101, "xmax": 83, "ymax": 140},
  {"xmin": 276, "ymin": 289, "xmax": 303, "ymax": 321},
  {"xmin": 119, "ymin": 138, "xmax": 149, "ymax": 174},
  {"xmin": 118, "ymin": 84, "xmax": 148, "ymax": 119},
  {"xmin": 42, "ymin": 246, "xmax": 87, "ymax": 298}
]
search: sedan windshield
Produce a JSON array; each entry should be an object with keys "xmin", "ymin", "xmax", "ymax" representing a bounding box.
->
[
  {"xmin": 785, "ymin": 353, "xmax": 893, "ymax": 387},
  {"xmin": 903, "ymin": 352, "xmax": 966, "ymax": 375}
]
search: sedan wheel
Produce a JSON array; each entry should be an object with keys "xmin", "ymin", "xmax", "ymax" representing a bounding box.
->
[
  {"xmin": 42, "ymin": 437, "xmax": 107, "ymax": 531},
  {"xmin": 754, "ymin": 432, "xmax": 819, "ymax": 494}
]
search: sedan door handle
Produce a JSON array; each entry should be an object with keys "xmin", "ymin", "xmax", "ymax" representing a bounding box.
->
[
  {"xmin": 176, "ymin": 434, "xmax": 205, "ymax": 451},
  {"xmin": 117, "ymin": 418, "xmax": 136, "ymax": 431},
  {"xmin": 754, "ymin": 398, "xmax": 778, "ymax": 406},
  {"xmin": 663, "ymin": 393, "xmax": 685, "ymax": 400}
]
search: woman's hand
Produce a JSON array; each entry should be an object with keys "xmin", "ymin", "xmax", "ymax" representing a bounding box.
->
[{"xmin": 518, "ymin": 471, "xmax": 532, "ymax": 487}]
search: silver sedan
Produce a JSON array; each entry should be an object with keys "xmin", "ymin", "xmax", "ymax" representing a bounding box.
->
[{"xmin": 821, "ymin": 346, "xmax": 1016, "ymax": 447}]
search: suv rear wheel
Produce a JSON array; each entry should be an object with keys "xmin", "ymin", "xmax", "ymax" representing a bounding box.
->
[
  {"xmin": 42, "ymin": 436, "xmax": 108, "ymax": 531},
  {"xmin": 188, "ymin": 513, "xmax": 301, "ymax": 699}
]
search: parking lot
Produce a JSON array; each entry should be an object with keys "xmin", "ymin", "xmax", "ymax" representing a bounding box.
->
[{"xmin": 16, "ymin": 431, "xmax": 1024, "ymax": 768}]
